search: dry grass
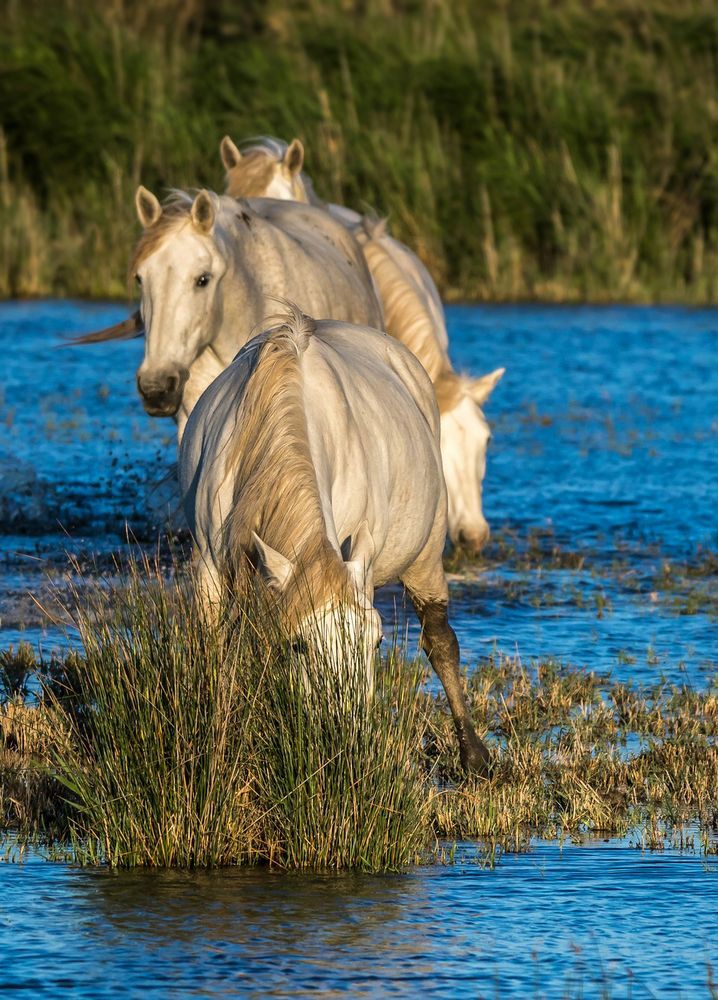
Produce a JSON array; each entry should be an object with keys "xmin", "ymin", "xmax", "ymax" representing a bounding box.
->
[{"xmin": 3, "ymin": 630, "xmax": 717, "ymax": 866}]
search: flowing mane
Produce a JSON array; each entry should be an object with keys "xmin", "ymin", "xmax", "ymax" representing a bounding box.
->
[
  {"xmin": 223, "ymin": 306, "xmax": 350, "ymax": 619},
  {"xmin": 355, "ymin": 219, "xmax": 463, "ymax": 412}
]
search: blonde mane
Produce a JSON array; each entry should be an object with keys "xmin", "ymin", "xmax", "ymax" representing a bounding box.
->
[
  {"xmin": 356, "ymin": 219, "xmax": 462, "ymax": 412},
  {"xmin": 224, "ymin": 307, "xmax": 350, "ymax": 620}
]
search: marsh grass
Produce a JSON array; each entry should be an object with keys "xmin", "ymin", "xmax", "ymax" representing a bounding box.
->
[
  {"xmin": 2, "ymin": 544, "xmax": 718, "ymax": 867},
  {"xmin": 11, "ymin": 554, "xmax": 431, "ymax": 870},
  {"xmin": 4, "ymin": 634, "xmax": 718, "ymax": 866},
  {"xmin": 4, "ymin": 0, "xmax": 718, "ymax": 301},
  {"xmin": 254, "ymin": 638, "xmax": 430, "ymax": 870},
  {"xmin": 48, "ymin": 557, "xmax": 266, "ymax": 868}
]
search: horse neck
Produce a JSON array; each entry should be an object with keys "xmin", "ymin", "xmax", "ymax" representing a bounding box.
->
[
  {"xmin": 210, "ymin": 209, "xmax": 288, "ymax": 365},
  {"xmin": 364, "ymin": 237, "xmax": 451, "ymax": 384}
]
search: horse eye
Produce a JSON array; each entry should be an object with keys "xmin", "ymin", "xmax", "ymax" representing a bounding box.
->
[
  {"xmin": 135, "ymin": 274, "xmax": 142, "ymax": 287},
  {"xmin": 195, "ymin": 273, "xmax": 212, "ymax": 288},
  {"xmin": 374, "ymin": 635, "xmax": 384, "ymax": 651},
  {"xmin": 291, "ymin": 638, "xmax": 308, "ymax": 656}
]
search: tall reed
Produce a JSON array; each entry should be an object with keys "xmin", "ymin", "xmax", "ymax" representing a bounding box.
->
[
  {"xmin": 3, "ymin": 0, "xmax": 718, "ymax": 301},
  {"xmin": 47, "ymin": 554, "xmax": 431, "ymax": 870}
]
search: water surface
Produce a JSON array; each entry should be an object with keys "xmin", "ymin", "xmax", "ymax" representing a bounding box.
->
[{"xmin": 1, "ymin": 301, "xmax": 717, "ymax": 996}]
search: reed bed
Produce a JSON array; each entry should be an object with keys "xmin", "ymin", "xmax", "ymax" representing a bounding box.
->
[
  {"xmin": 3, "ymin": 0, "xmax": 718, "ymax": 302},
  {"xmin": 2, "ymin": 574, "xmax": 717, "ymax": 868},
  {"xmin": 1, "ymin": 555, "xmax": 431, "ymax": 870}
]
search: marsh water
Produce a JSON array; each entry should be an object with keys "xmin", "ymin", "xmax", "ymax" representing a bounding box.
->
[{"xmin": 1, "ymin": 302, "xmax": 717, "ymax": 995}]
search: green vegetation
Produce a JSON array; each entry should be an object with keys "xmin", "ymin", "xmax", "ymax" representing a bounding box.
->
[
  {"xmin": 3, "ymin": 0, "xmax": 718, "ymax": 301},
  {"xmin": 1, "ymin": 555, "xmax": 430, "ymax": 870},
  {"xmin": 1, "ymin": 551, "xmax": 717, "ymax": 869}
]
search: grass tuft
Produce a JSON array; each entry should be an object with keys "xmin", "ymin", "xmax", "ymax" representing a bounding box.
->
[{"xmin": 37, "ymin": 554, "xmax": 431, "ymax": 870}]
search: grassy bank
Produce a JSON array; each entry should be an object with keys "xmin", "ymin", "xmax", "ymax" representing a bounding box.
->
[
  {"xmin": 1, "ymin": 558, "xmax": 717, "ymax": 869},
  {"xmin": 3, "ymin": 0, "xmax": 718, "ymax": 301}
]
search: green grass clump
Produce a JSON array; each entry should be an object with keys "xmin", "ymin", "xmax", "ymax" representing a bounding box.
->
[
  {"xmin": 40, "ymin": 555, "xmax": 431, "ymax": 870},
  {"xmin": 253, "ymin": 640, "xmax": 430, "ymax": 870},
  {"xmin": 3, "ymin": 0, "xmax": 718, "ymax": 301},
  {"xmin": 50, "ymin": 559, "xmax": 263, "ymax": 867}
]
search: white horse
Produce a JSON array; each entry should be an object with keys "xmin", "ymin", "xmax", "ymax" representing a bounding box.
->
[
  {"xmin": 130, "ymin": 186, "xmax": 383, "ymax": 439},
  {"xmin": 220, "ymin": 136, "xmax": 504, "ymax": 552},
  {"xmin": 179, "ymin": 305, "xmax": 490, "ymax": 776}
]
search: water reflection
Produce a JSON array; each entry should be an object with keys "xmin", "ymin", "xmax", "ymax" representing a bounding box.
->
[{"xmin": 1, "ymin": 840, "xmax": 717, "ymax": 996}]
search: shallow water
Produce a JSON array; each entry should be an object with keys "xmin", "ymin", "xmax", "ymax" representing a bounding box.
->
[
  {"xmin": 1, "ymin": 838, "xmax": 717, "ymax": 997},
  {"xmin": 1, "ymin": 301, "xmax": 718, "ymax": 995},
  {"xmin": 2, "ymin": 302, "xmax": 717, "ymax": 683}
]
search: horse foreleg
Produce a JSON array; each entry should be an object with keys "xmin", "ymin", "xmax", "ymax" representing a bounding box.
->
[
  {"xmin": 195, "ymin": 550, "xmax": 223, "ymax": 627},
  {"xmin": 408, "ymin": 593, "xmax": 490, "ymax": 778}
]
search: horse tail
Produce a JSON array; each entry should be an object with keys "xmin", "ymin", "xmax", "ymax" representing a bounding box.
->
[
  {"xmin": 261, "ymin": 298, "xmax": 316, "ymax": 356},
  {"xmin": 61, "ymin": 309, "xmax": 144, "ymax": 346}
]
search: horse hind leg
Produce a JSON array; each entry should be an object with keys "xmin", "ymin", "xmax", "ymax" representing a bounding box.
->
[{"xmin": 402, "ymin": 558, "xmax": 490, "ymax": 778}]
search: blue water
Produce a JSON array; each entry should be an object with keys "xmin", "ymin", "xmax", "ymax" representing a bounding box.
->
[
  {"xmin": 1, "ymin": 838, "xmax": 716, "ymax": 997},
  {"xmin": 2, "ymin": 301, "xmax": 718, "ymax": 996},
  {"xmin": 2, "ymin": 302, "xmax": 717, "ymax": 680}
]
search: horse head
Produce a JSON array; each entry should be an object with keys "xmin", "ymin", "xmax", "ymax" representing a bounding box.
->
[
  {"xmin": 221, "ymin": 135, "xmax": 308, "ymax": 202},
  {"xmin": 132, "ymin": 186, "xmax": 230, "ymax": 417},
  {"xmin": 252, "ymin": 521, "xmax": 383, "ymax": 692},
  {"xmin": 438, "ymin": 368, "xmax": 505, "ymax": 554}
]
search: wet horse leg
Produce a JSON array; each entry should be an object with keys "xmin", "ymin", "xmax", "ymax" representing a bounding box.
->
[{"xmin": 403, "ymin": 557, "xmax": 490, "ymax": 777}]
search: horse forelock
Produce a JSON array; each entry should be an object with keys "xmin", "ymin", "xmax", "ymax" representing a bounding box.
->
[
  {"xmin": 223, "ymin": 319, "xmax": 349, "ymax": 621},
  {"xmin": 127, "ymin": 190, "xmax": 195, "ymax": 282},
  {"xmin": 225, "ymin": 149, "xmax": 281, "ymax": 198}
]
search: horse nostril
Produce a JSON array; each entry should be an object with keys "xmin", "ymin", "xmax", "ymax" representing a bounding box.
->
[{"xmin": 138, "ymin": 371, "xmax": 182, "ymax": 399}]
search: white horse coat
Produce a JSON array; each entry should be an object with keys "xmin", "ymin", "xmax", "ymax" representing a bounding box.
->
[
  {"xmin": 179, "ymin": 309, "xmax": 490, "ymax": 775},
  {"xmin": 220, "ymin": 136, "xmax": 504, "ymax": 552},
  {"xmin": 131, "ymin": 188, "xmax": 383, "ymax": 440}
]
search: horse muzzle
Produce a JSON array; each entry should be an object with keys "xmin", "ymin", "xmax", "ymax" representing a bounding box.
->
[
  {"xmin": 136, "ymin": 368, "xmax": 189, "ymax": 417},
  {"xmin": 455, "ymin": 522, "xmax": 490, "ymax": 556}
]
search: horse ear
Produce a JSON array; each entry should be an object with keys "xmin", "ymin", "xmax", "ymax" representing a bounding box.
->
[
  {"xmin": 220, "ymin": 135, "xmax": 242, "ymax": 171},
  {"xmin": 191, "ymin": 189, "xmax": 216, "ymax": 234},
  {"xmin": 345, "ymin": 520, "xmax": 375, "ymax": 586},
  {"xmin": 135, "ymin": 186, "xmax": 162, "ymax": 228},
  {"xmin": 469, "ymin": 367, "xmax": 505, "ymax": 405},
  {"xmin": 252, "ymin": 532, "xmax": 294, "ymax": 591},
  {"xmin": 283, "ymin": 138, "xmax": 304, "ymax": 176}
]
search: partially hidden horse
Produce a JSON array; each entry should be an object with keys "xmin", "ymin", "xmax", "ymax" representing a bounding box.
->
[
  {"xmin": 179, "ymin": 305, "xmax": 490, "ymax": 776},
  {"xmin": 129, "ymin": 186, "xmax": 384, "ymax": 440},
  {"xmin": 220, "ymin": 135, "xmax": 504, "ymax": 552}
]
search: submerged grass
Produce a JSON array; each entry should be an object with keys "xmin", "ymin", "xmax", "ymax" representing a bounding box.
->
[{"xmin": 4, "ymin": 0, "xmax": 718, "ymax": 301}]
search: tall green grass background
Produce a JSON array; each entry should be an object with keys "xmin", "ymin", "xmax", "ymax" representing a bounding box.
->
[{"xmin": 2, "ymin": 0, "xmax": 718, "ymax": 302}]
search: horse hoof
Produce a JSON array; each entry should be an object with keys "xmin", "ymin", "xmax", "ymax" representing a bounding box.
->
[{"xmin": 460, "ymin": 740, "xmax": 491, "ymax": 779}]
